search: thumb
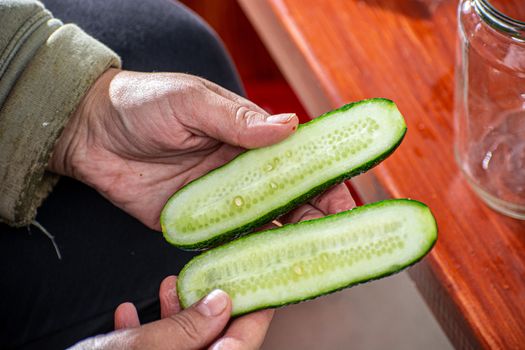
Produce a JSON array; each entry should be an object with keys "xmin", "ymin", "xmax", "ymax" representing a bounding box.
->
[
  {"xmin": 137, "ymin": 289, "xmax": 231, "ymax": 349},
  {"xmin": 183, "ymin": 84, "xmax": 299, "ymax": 149},
  {"xmin": 223, "ymin": 108, "xmax": 299, "ymax": 149}
]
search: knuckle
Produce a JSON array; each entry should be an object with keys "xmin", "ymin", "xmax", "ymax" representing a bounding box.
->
[
  {"xmin": 234, "ymin": 105, "xmax": 265, "ymax": 147},
  {"xmin": 299, "ymin": 206, "xmax": 322, "ymax": 222},
  {"xmin": 233, "ymin": 105, "xmax": 250, "ymax": 145},
  {"xmin": 173, "ymin": 75, "xmax": 204, "ymax": 97},
  {"xmin": 234, "ymin": 105, "xmax": 252, "ymax": 124},
  {"xmin": 169, "ymin": 313, "xmax": 202, "ymax": 344}
]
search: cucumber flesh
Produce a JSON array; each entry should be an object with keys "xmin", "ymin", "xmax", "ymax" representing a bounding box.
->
[
  {"xmin": 161, "ymin": 98, "xmax": 407, "ymax": 249},
  {"xmin": 177, "ymin": 199, "xmax": 437, "ymax": 315}
]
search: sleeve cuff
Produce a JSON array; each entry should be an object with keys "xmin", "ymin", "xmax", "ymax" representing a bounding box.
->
[{"xmin": 0, "ymin": 24, "xmax": 121, "ymax": 226}]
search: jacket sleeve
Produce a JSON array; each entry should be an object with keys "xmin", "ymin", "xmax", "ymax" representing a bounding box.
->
[{"xmin": 0, "ymin": 0, "xmax": 121, "ymax": 226}]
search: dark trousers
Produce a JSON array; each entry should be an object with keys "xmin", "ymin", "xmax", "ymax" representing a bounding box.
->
[{"xmin": 0, "ymin": 1, "xmax": 243, "ymax": 348}]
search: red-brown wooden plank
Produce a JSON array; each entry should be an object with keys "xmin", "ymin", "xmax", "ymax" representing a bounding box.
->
[{"xmin": 239, "ymin": 1, "xmax": 525, "ymax": 349}]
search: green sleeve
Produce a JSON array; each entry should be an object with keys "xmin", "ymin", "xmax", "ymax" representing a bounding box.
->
[{"xmin": 0, "ymin": 0, "xmax": 121, "ymax": 226}]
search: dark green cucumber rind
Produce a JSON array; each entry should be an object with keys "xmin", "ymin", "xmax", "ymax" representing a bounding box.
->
[
  {"xmin": 177, "ymin": 199, "xmax": 438, "ymax": 315},
  {"xmin": 161, "ymin": 98, "xmax": 406, "ymax": 250}
]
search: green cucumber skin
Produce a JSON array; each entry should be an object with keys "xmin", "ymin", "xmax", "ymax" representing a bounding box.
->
[
  {"xmin": 161, "ymin": 98, "xmax": 407, "ymax": 250},
  {"xmin": 177, "ymin": 199, "xmax": 437, "ymax": 315}
]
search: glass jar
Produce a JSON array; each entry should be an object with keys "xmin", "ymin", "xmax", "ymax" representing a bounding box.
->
[{"xmin": 455, "ymin": 0, "xmax": 525, "ymax": 219}]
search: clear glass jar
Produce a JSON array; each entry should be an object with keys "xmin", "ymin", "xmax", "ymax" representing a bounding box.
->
[{"xmin": 455, "ymin": 0, "xmax": 525, "ymax": 219}]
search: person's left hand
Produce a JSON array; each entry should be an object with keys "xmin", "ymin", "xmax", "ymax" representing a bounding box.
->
[
  {"xmin": 48, "ymin": 69, "xmax": 355, "ymax": 230},
  {"xmin": 69, "ymin": 275, "xmax": 273, "ymax": 349},
  {"xmin": 116, "ymin": 276, "xmax": 273, "ymax": 349}
]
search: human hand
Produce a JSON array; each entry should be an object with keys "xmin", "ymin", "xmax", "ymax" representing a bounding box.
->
[
  {"xmin": 70, "ymin": 276, "xmax": 272, "ymax": 349},
  {"xmin": 49, "ymin": 69, "xmax": 355, "ymax": 230}
]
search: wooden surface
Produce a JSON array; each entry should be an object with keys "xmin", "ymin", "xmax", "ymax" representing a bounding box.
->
[{"xmin": 238, "ymin": 1, "xmax": 525, "ymax": 349}]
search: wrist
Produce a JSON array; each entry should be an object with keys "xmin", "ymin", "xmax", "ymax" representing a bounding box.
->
[{"xmin": 47, "ymin": 68, "xmax": 120, "ymax": 179}]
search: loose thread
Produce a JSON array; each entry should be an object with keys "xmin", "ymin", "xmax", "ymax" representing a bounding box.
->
[{"xmin": 31, "ymin": 220, "xmax": 62, "ymax": 260}]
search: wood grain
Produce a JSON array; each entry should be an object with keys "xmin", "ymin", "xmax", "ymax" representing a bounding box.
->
[{"xmin": 238, "ymin": 0, "xmax": 525, "ymax": 349}]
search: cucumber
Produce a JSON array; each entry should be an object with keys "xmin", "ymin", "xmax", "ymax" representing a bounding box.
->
[
  {"xmin": 177, "ymin": 199, "xmax": 437, "ymax": 315},
  {"xmin": 161, "ymin": 98, "xmax": 406, "ymax": 249}
]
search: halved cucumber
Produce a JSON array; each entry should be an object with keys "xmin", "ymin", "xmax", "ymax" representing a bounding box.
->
[
  {"xmin": 161, "ymin": 98, "xmax": 407, "ymax": 249},
  {"xmin": 177, "ymin": 199, "xmax": 437, "ymax": 315}
]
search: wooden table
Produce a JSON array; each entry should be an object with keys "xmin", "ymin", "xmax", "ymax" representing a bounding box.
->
[{"xmin": 238, "ymin": 1, "xmax": 525, "ymax": 349}]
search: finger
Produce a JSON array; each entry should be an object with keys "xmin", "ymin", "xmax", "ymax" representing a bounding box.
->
[
  {"xmin": 114, "ymin": 302, "xmax": 140, "ymax": 330},
  {"xmin": 281, "ymin": 204, "xmax": 324, "ymax": 224},
  {"xmin": 177, "ymin": 81, "xmax": 299, "ymax": 149},
  {"xmin": 309, "ymin": 183, "xmax": 356, "ymax": 215},
  {"xmin": 160, "ymin": 275, "xmax": 181, "ymax": 318},
  {"xmin": 138, "ymin": 289, "xmax": 231, "ymax": 349},
  {"xmin": 209, "ymin": 309, "xmax": 274, "ymax": 350}
]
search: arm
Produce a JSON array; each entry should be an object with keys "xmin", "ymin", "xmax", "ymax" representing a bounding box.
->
[
  {"xmin": 0, "ymin": 1, "xmax": 353, "ymax": 229},
  {"xmin": 0, "ymin": 0, "xmax": 120, "ymax": 226}
]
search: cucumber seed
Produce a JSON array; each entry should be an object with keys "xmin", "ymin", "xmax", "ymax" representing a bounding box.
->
[
  {"xmin": 293, "ymin": 264, "xmax": 303, "ymax": 275},
  {"xmin": 233, "ymin": 196, "xmax": 244, "ymax": 207}
]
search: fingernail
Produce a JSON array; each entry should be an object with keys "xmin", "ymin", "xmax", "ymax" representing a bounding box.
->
[
  {"xmin": 196, "ymin": 289, "xmax": 228, "ymax": 316},
  {"xmin": 210, "ymin": 337, "xmax": 240, "ymax": 350},
  {"xmin": 209, "ymin": 339, "xmax": 225, "ymax": 350},
  {"xmin": 266, "ymin": 113, "xmax": 296, "ymax": 124}
]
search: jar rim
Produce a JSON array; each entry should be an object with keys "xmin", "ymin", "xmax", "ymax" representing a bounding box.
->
[{"xmin": 475, "ymin": 0, "xmax": 525, "ymax": 39}]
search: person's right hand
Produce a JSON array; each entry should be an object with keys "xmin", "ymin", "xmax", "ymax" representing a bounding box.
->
[
  {"xmin": 70, "ymin": 276, "xmax": 273, "ymax": 350},
  {"xmin": 49, "ymin": 69, "xmax": 355, "ymax": 232}
]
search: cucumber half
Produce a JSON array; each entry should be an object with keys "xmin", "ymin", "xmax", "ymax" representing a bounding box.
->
[
  {"xmin": 177, "ymin": 199, "xmax": 437, "ymax": 315},
  {"xmin": 161, "ymin": 98, "xmax": 407, "ymax": 249}
]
